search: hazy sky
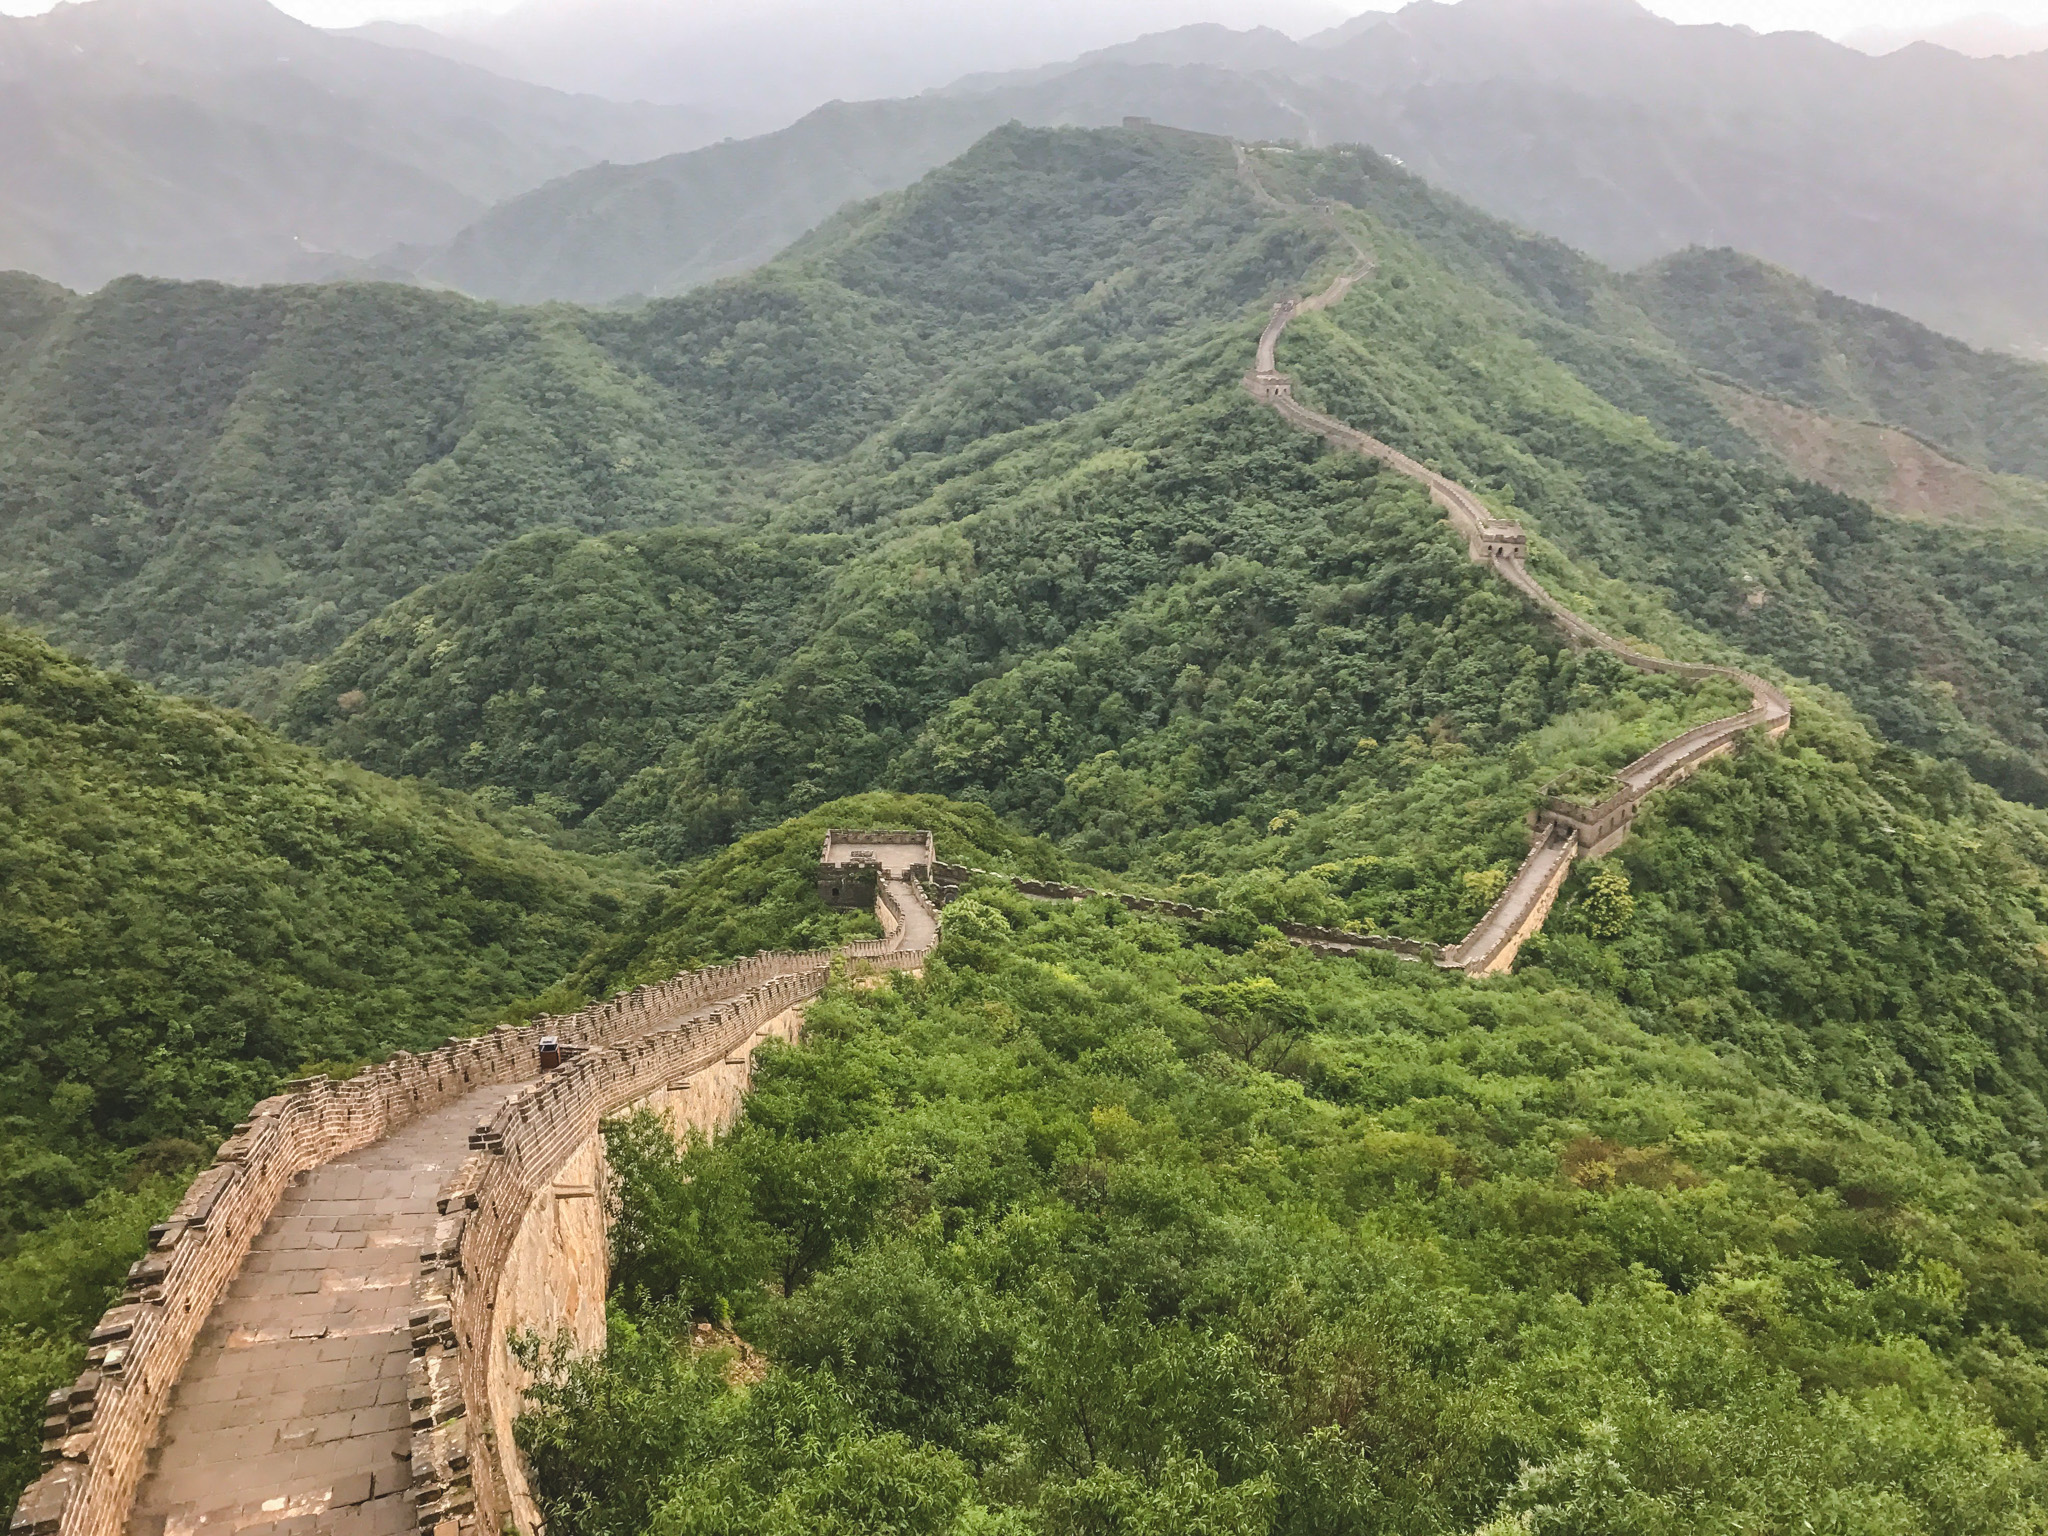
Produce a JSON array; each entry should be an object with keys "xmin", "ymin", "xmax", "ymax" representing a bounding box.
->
[{"xmin": 5, "ymin": 0, "xmax": 2048, "ymax": 42}]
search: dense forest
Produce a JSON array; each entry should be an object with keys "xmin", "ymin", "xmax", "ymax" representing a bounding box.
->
[
  {"xmin": 0, "ymin": 128, "xmax": 1329, "ymax": 713},
  {"xmin": 520, "ymin": 841, "xmax": 2048, "ymax": 1534},
  {"xmin": 271, "ymin": 134, "xmax": 2048, "ymax": 850},
  {"xmin": 0, "ymin": 621, "xmax": 644, "ymax": 1503},
  {"xmin": 11, "ymin": 122, "xmax": 2048, "ymax": 1528}
]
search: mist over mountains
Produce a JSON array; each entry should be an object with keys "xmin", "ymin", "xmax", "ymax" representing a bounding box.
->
[
  {"xmin": 0, "ymin": 0, "xmax": 714, "ymax": 290},
  {"xmin": 424, "ymin": 0, "xmax": 2048, "ymax": 356},
  {"xmin": 390, "ymin": 0, "xmax": 1353, "ymax": 134},
  {"xmin": 6, "ymin": 0, "xmax": 2048, "ymax": 359}
]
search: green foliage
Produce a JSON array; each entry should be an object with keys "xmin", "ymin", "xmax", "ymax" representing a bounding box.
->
[
  {"xmin": 525, "ymin": 896, "xmax": 2048, "ymax": 1533},
  {"xmin": 0, "ymin": 622, "xmax": 638, "ymax": 1160},
  {"xmin": 0, "ymin": 621, "xmax": 642, "ymax": 1513},
  {"xmin": 0, "ymin": 1180, "xmax": 179, "ymax": 1513},
  {"xmin": 1528, "ymin": 715, "xmax": 2048, "ymax": 1162},
  {"xmin": 278, "ymin": 525, "xmax": 830, "ymax": 814},
  {"xmin": 1632, "ymin": 247, "xmax": 2048, "ymax": 480},
  {"xmin": 572, "ymin": 793, "xmax": 1070, "ymax": 995},
  {"xmin": 0, "ymin": 281, "xmax": 741, "ymax": 712},
  {"xmin": 9, "ymin": 127, "xmax": 1320, "ymax": 714},
  {"xmin": 277, "ymin": 136, "xmax": 2048, "ymax": 887},
  {"xmin": 1577, "ymin": 864, "xmax": 1635, "ymax": 939}
]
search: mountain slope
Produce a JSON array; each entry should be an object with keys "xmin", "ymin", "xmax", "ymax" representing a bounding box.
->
[
  {"xmin": 286, "ymin": 132, "xmax": 2048, "ymax": 850},
  {"xmin": 0, "ymin": 0, "xmax": 714, "ymax": 291},
  {"xmin": 0, "ymin": 618, "xmax": 646, "ymax": 1508},
  {"xmin": 527, "ymin": 879, "xmax": 2048, "ymax": 1532},
  {"xmin": 0, "ymin": 276, "xmax": 749, "ymax": 712},
  {"xmin": 426, "ymin": 0, "xmax": 2048, "ymax": 358},
  {"xmin": 0, "ymin": 124, "xmax": 1333, "ymax": 711},
  {"xmin": 421, "ymin": 69, "xmax": 1313, "ymax": 304},
  {"xmin": 1632, "ymin": 248, "xmax": 2048, "ymax": 480}
]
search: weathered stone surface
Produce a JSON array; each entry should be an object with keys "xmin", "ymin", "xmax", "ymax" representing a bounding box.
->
[
  {"xmin": 10, "ymin": 874, "xmax": 939, "ymax": 1536},
  {"xmin": 122, "ymin": 1087, "xmax": 508, "ymax": 1536}
]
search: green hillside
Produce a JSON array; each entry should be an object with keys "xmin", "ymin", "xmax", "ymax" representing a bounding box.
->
[
  {"xmin": 0, "ymin": 620, "xmax": 646, "ymax": 1502},
  {"xmin": 14, "ymin": 120, "xmax": 2048, "ymax": 1529},
  {"xmin": 421, "ymin": 96, "xmax": 1022, "ymax": 305},
  {"xmin": 525, "ymin": 879, "xmax": 2048, "ymax": 1534},
  {"xmin": 283, "ymin": 133, "xmax": 2048, "ymax": 852},
  {"xmin": 0, "ymin": 277, "xmax": 749, "ymax": 713},
  {"xmin": 0, "ymin": 125, "xmax": 1328, "ymax": 714},
  {"xmin": 1633, "ymin": 247, "xmax": 2048, "ymax": 480}
]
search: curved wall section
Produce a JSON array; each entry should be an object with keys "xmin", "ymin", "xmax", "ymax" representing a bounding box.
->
[
  {"xmin": 10, "ymin": 908, "xmax": 936, "ymax": 1536},
  {"xmin": 416, "ymin": 890, "xmax": 938, "ymax": 1536}
]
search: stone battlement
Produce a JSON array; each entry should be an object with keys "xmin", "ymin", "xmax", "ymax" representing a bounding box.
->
[
  {"xmin": 818, "ymin": 829, "xmax": 937, "ymax": 907},
  {"xmin": 10, "ymin": 876, "xmax": 942, "ymax": 1536}
]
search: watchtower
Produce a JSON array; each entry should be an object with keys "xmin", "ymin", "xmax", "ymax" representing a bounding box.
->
[{"xmin": 817, "ymin": 829, "xmax": 936, "ymax": 908}]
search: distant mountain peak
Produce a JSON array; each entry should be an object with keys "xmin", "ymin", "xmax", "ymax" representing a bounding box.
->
[{"xmin": 1844, "ymin": 11, "xmax": 2048, "ymax": 58}]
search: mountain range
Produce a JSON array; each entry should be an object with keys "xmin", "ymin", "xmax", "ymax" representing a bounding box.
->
[
  {"xmin": 0, "ymin": 0, "xmax": 714, "ymax": 291},
  {"xmin": 1845, "ymin": 12, "xmax": 2048, "ymax": 57},
  {"xmin": 14, "ymin": 112, "xmax": 2048, "ymax": 1533},
  {"xmin": 382, "ymin": 0, "xmax": 1353, "ymax": 134},
  {"xmin": 421, "ymin": 0, "xmax": 2048, "ymax": 358},
  {"xmin": 9, "ymin": 0, "xmax": 2048, "ymax": 363}
]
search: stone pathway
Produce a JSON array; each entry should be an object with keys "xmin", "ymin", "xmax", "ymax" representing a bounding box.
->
[{"xmin": 125, "ymin": 1082, "xmax": 525, "ymax": 1536}]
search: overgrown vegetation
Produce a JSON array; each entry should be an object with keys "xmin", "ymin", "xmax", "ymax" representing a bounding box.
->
[
  {"xmin": 2, "ymin": 126, "xmax": 1324, "ymax": 714},
  {"xmin": 1631, "ymin": 247, "xmax": 2048, "ymax": 480},
  {"xmin": 13, "ymin": 121, "xmax": 2048, "ymax": 1528},
  {"xmin": 0, "ymin": 621, "xmax": 643, "ymax": 1509},
  {"xmin": 520, "ymin": 892, "xmax": 2048, "ymax": 1534}
]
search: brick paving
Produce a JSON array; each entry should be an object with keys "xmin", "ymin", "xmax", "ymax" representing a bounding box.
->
[{"xmin": 126, "ymin": 1083, "xmax": 523, "ymax": 1536}]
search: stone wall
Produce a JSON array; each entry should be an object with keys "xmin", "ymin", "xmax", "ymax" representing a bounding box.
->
[
  {"xmin": 479, "ymin": 996, "xmax": 812, "ymax": 1534},
  {"xmin": 414, "ymin": 885, "xmax": 940, "ymax": 1536},
  {"xmin": 1238, "ymin": 214, "xmax": 1795, "ymax": 974},
  {"xmin": 10, "ymin": 907, "xmax": 938, "ymax": 1536}
]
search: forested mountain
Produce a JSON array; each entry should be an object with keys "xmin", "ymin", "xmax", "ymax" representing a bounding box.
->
[
  {"xmin": 13, "ymin": 117, "xmax": 2048, "ymax": 1534},
  {"xmin": 528, "ymin": 839, "xmax": 2048, "ymax": 1533},
  {"xmin": 0, "ymin": 0, "xmax": 712, "ymax": 292},
  {"xmin": 0, "ymin": 271, "xmax": 750, "ymax": 713},
  {"xmin": 420, "ymin": 76, "xmax": 1307, "ymax": 304},
  {"xmin": 268, "ymin": 130, "xmax": 2048, "ymax": 854},
  {"xmin": 0, "ymin": 127, "xmax": 1326, "ymax": 712},
  {"xmin": 1632, "ymin": 249, "xmax": 2048, "ymax": 480},
  {"xmin": 0, "ymin": 619, "xmax": 643, "ymax": 1502},
  {"xmin": 424, "ymin": 0, "xmax": 2048, "ymax": 359}
]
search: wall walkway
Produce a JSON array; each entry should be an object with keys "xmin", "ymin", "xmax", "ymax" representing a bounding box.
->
[
  {"xmin": 13, "ymin": 871, "xmax": 940, "ymax": 1536},
  {"xmin": 1236, "ymin": 146, "xmax": 1790, "ymax": 972}
]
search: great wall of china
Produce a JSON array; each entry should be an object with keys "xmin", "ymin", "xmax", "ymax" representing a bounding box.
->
[
  {"xmin": 11, "ymin": 846, "xmax": 939, "ymax": 1536},
  {"xmin": 13, "ymin": 148, "xmax": 1795, "ymax": 1536},
  {"xmin": 1236, "ymin": 148, "xmax": 1790, "ymax": 975}
]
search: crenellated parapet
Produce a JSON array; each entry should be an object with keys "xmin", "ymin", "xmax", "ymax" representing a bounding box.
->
[
  {"xmin": 9, "ymin": 873, "xmax": 942, "ymax": 1536},
  {"xmin": 818, "ymin": 829, "xmax": 937, "ymax": 908}
]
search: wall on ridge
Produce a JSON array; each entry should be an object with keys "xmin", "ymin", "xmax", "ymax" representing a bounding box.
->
[
  {"xmin": 8, "ymin": 943, "xmax": 906, "ymax": 1536},
  {"xmin": 413, "ymin": 883, "xmax": 940, "ymax": 1536}
]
